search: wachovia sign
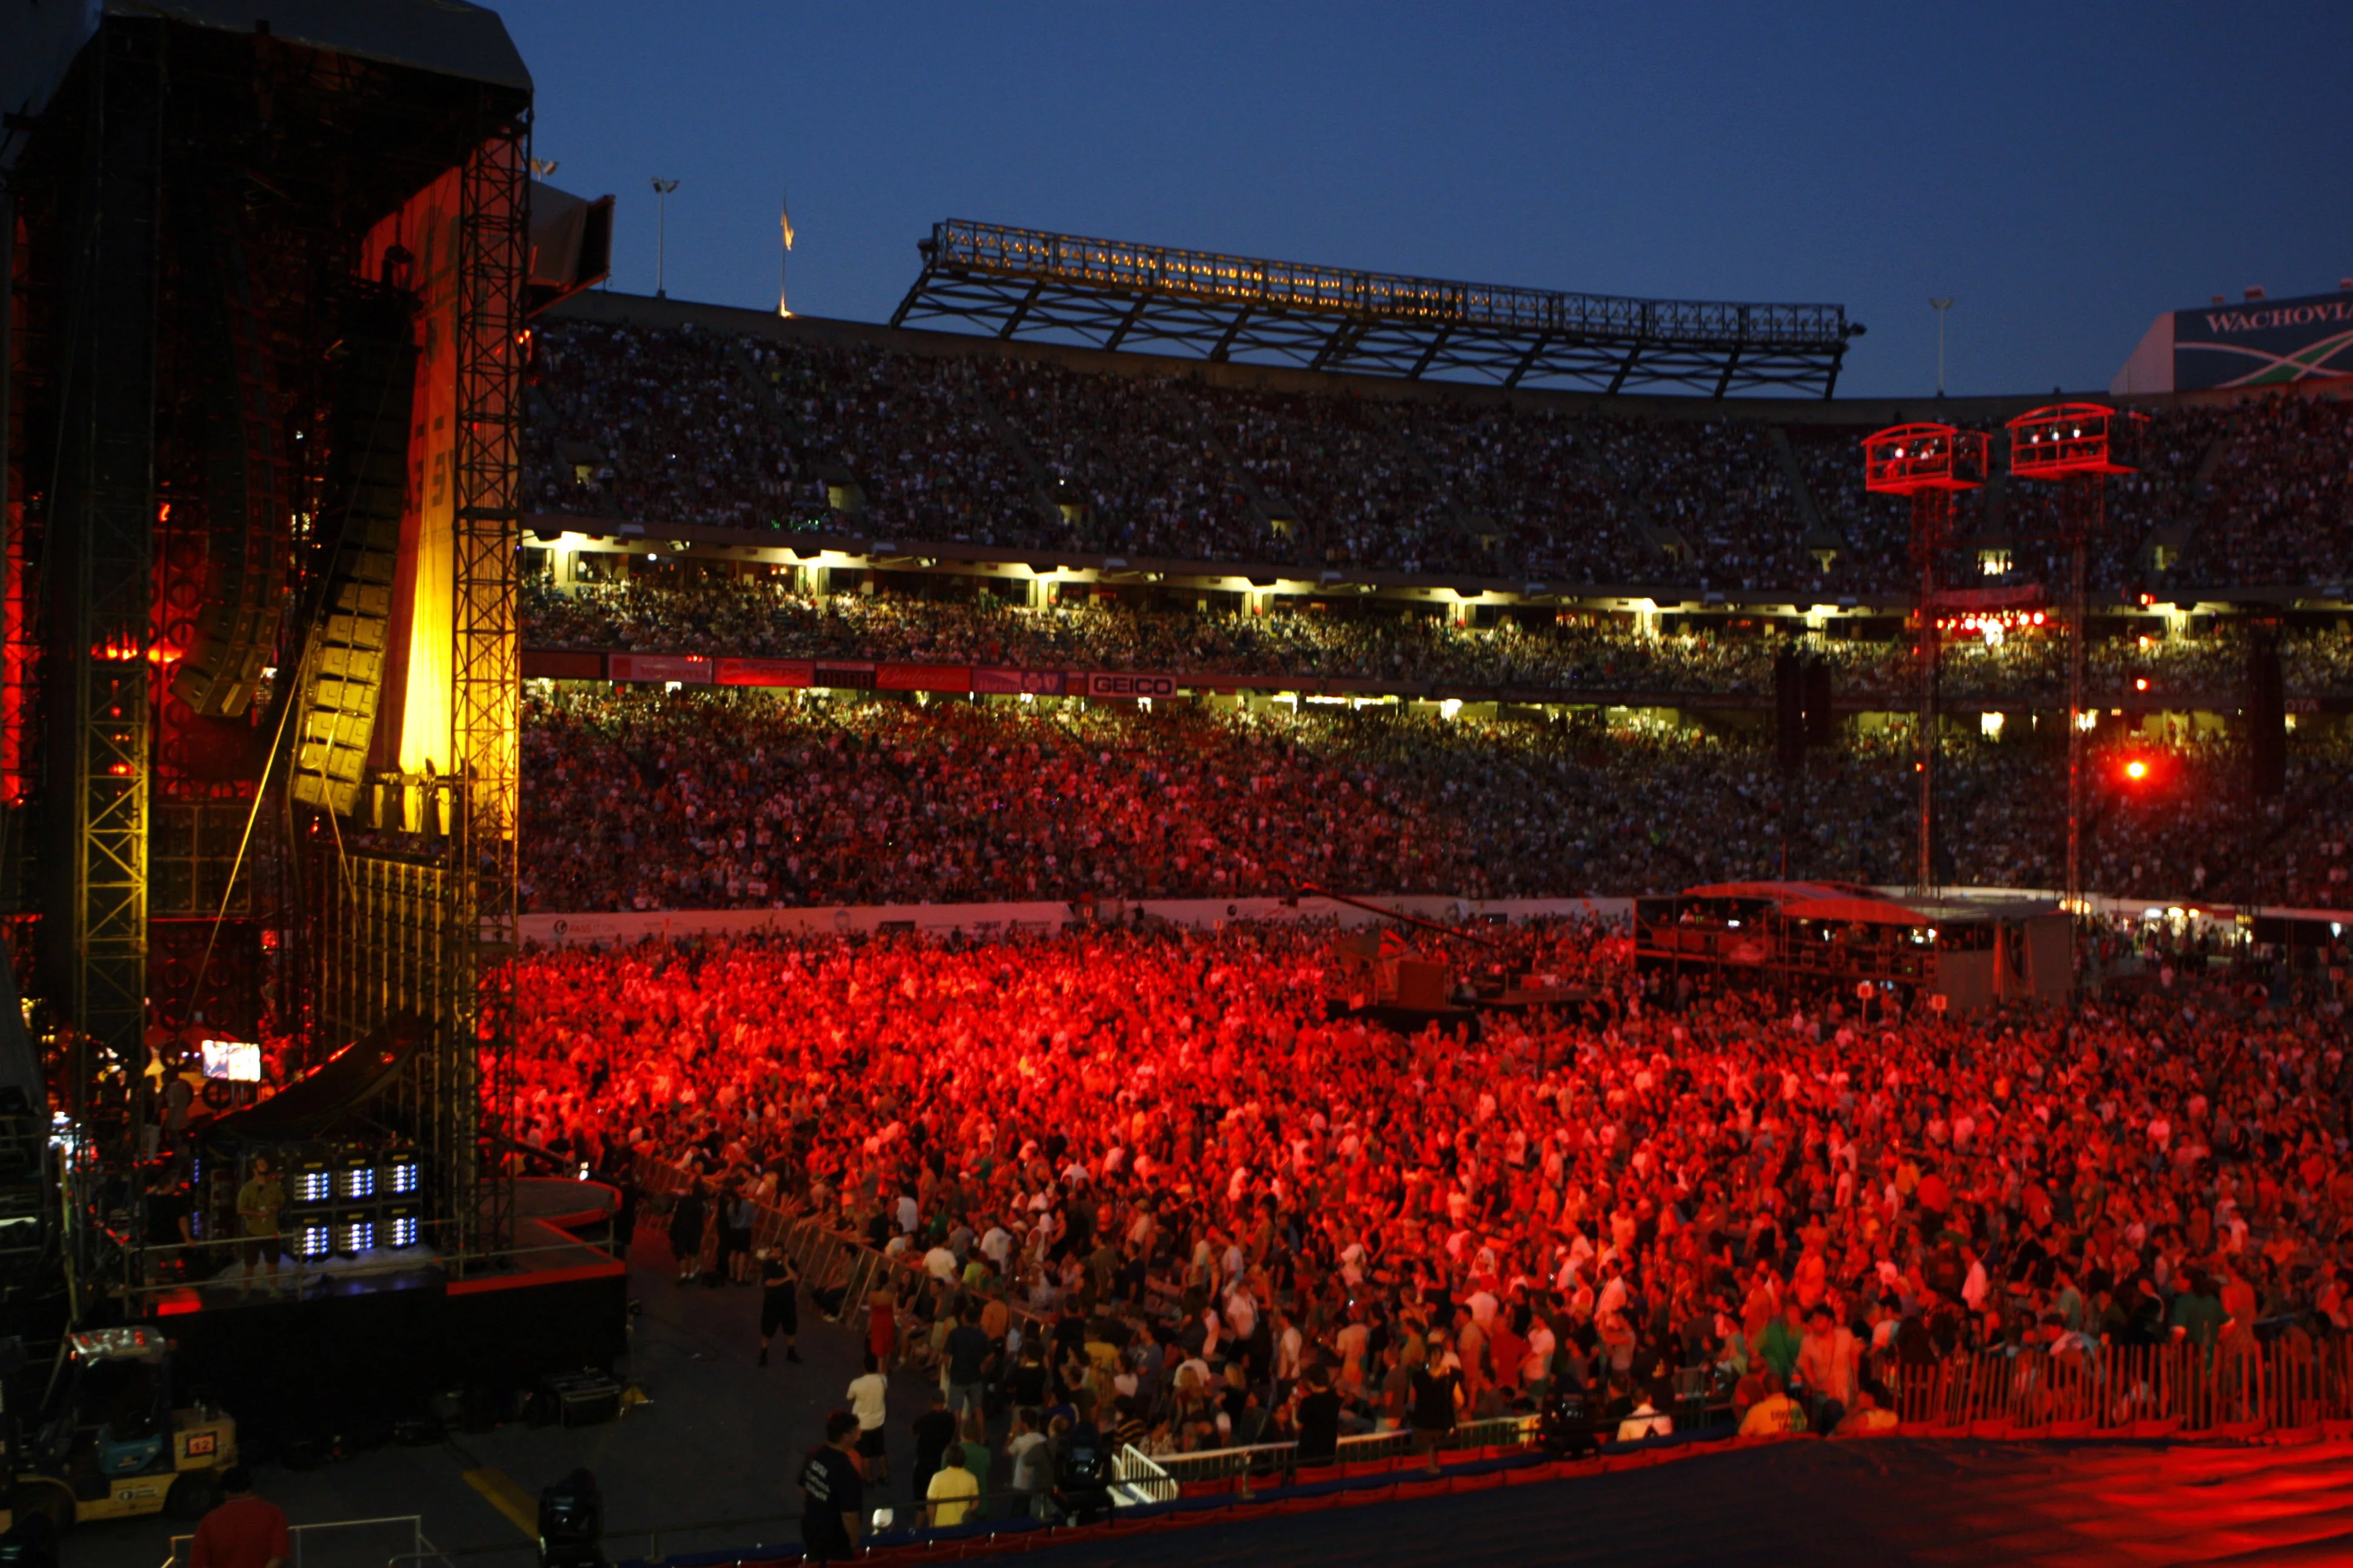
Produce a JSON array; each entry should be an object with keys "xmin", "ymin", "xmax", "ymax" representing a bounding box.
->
[{"xmin": 2114, "ymin": 287, "xmax": 2353, "ymax": 395}]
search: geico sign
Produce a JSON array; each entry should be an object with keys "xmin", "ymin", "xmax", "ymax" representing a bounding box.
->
[{"xmin": 1085, "ymin": 673, "xmax": 1177, "ymax": 698}]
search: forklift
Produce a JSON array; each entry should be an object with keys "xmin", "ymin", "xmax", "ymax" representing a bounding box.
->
[{"xmin": 4, "ymin": 1326, "xmax": 237, "ymax": 1530}]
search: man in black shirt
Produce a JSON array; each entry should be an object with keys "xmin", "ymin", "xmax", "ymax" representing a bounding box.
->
[
  {"xmin": 1293, "ymin": 1366, "xmax": 1344, "ymax": 1466},
  {"xmin": 1409, "ymin": 1361, "xmax": 1461, "ymax": 1470},
  {"xmin": 757, "ymin": 1249, "xmax": 801, "ymax": 1366},
  {"xmin": 943, "ymin": 1303, "xmax": 994, "ymax": 1420},
  {"xmin": 796, "ymin": 1411, "xmax": 864, "ymax": 1564},
  {"xmin": 911, "ymin": 1390, "xmax": 958, "ymax": 1501}
]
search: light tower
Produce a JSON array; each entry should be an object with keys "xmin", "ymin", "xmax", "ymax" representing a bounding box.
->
[
  {"xmin": 1863, "ymin": 422, "xmax": 1988, "ymax": 893},
  {"xmin": 2004, "ymin": 404, "xmax": 2146, "ymax": 923}
]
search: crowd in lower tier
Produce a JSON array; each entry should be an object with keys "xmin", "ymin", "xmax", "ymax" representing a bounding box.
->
[
  {"xmin": 520, "ymin": 921, "xmax": 2352, "ymax": 1469},
  {"xmin": 522, "ymin": 578, "xmax": 2353, "ymax": 706},
  {"xmin": 515, "ymin": 688, "xmax": 2353, "ymax": 914}
]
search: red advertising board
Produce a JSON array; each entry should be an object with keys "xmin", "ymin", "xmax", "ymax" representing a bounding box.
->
[
  {"xmin": 876, "ymin": 663, "xmax": 974, "ymax": 693},
  {"xmin": 973, "ymin": 667, "xmax": 1068, "ymax": 696},
  {"xmin": 608, "ymin": 653, "xmax": 712, "ymax": 684},
  {"xmin": 716, "ymin": 658, "xmax": 815, "ymax": 688}
]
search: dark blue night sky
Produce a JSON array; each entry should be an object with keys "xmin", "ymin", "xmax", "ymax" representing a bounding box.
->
[{"xmin": 498, "ymin": 1, "xmax": 2353, "ymax": 398}]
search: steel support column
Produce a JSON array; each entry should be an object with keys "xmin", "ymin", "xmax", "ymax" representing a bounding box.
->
[
  {"xmin": 46, "ymin": 21, "xmax": 164, "ymax": 1102},
  {"xmin": 450, "ymin": 121, "xmax": 527, "ymax": 1259}
]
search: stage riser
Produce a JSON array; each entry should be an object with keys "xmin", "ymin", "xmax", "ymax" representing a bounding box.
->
[{"xmin": 165, "ymin": 1272, "xmax": 626, "ymax": 1451}]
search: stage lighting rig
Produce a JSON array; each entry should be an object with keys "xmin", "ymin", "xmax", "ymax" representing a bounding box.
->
[
  {"xmin": 1863, "ymin": 424, "xmax": 1987, "ymax": 893},
  {"xmin": 2005, "ymin": 403, "xmax": 2146, "ymax": 927}
]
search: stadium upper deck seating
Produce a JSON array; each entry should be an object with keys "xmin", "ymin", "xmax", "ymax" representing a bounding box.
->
[{"xmin": 524, "ymin": 301, "xmax": 2353, "ymax": 596}]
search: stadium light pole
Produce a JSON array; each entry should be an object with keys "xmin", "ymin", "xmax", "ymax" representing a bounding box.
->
[
  {"xmin": 651, "ymin": 177, "xmax": 679, "ymax": 298},
  {"xmin": 1930, "ymin": 298, "xmax": 1955, "ymax": 397}
]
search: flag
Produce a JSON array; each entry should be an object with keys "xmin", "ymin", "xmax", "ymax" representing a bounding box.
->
[{"xmin": 780, "ymin": 193, "xmax": 795, "ymax": 253}]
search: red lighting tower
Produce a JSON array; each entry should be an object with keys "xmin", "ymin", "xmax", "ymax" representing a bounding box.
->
[
  {"xmin": 1863, "ymin": 424, "xmax": 1988, "ymax": 893},
  {"xmin": 2004, "ymin": 403, "xmax": 2146, "ymax": 923}
]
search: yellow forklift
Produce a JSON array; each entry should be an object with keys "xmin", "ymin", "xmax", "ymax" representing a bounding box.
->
[{"xmin": 5, "ymin": 1326, "xmax": 236, "ymax": 1529}]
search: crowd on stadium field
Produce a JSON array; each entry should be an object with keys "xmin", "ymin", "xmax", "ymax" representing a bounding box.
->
[
  {"xmin": 515, "ymin": 688, "xmax": 2353, "ymax": 915},
  {"xmin": 521, "ymin": 576, "xmax": 2353, "ymax": 704},
  {"xmin": 525, "ymin": 312, "xmax": 2353, "ymax": 592},
  {"xmin": 520, "ymin": 920, "xmax": 2352, "ymax": 1478}
]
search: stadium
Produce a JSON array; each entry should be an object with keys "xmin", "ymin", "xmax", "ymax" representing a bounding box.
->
[{"xmin": 1, "ymin": 3, "xmax": 2351, "ymax": 1566}]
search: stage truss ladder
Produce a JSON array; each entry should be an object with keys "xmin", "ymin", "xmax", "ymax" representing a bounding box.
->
[{"xmin": 892, "ymin": 219, "xmax": 1861, "ymax": 398}]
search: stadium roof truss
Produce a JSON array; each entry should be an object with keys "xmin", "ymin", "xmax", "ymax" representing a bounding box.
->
[{"xmin": 891, "ymin": 219, "xmax": 1861, "ymax": 398}]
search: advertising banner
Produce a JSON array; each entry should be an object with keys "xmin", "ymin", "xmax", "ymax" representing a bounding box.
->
[
  {"xmin": 608, "ymin": 653, "xmax": 712, "ymax": 684},
  {"xmin": 716, "ymin": 658, "xmax": 813, "ymax": 688},
  {"xmin": 876, "ymin": 662, "xmax": 974, "ymax": 693},
  {"xmin": 2120, "ymin": 289, "xmax": 2353, "ymax": 393},
  {"xmin": 1071, "ymin": 670, "xmax": 1180, "ymax": 698},
  {"xmin": 973, "ymin": 667, "xmax": 1067, "ymax": 696}
]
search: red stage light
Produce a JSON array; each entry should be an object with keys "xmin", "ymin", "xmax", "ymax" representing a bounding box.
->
[
  {"xmin": 2124, "ymin": 758, "xmax": 2148, "ymax": 780},
  {"xmin": 2134, "ymin": 677, "xmax": 2149, "ymax": 692}
]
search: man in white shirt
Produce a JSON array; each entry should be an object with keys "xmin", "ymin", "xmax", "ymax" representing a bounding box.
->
[
  {"xmin": 1005, "ymin": 1409, "xmax": 1049, "ymax": 1514},
  {"xmin": 1615, "ymin": 1386, "xmax": 1674, "ymax": 1443},
  {"xmin": 846, "ymin": 1352, "xmax": 892, "ymax": 1486}
]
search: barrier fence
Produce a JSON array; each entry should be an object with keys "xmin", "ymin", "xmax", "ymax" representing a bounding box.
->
[{"xmin": 1891, "ymin": 1337, "xmax": 2353, "ymax": 1436}]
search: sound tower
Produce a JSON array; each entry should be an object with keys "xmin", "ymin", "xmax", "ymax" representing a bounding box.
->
[
  {"xmin": 167, "ymin": 192, "xmax": 284, "ymax": 720},
  {"xmin": 288, "ymin": 284, "xmax": 416, "ymax": 817},
  {"xmin": 2247, "ymin": 626, "xmax": 2285, "ymax": 799},
  {"xmin": 1774, "ymin": 646, "xmax": 1803, "ymax": 775},
  {"xmin": 1802, "ymin": 657, "xmax": 1836, "ymax": 747}
]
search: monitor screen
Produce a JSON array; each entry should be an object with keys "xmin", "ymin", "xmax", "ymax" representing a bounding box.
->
[{"xmin": 199, "ymin": 1039, "xmax": 261, "ymax": 1083}]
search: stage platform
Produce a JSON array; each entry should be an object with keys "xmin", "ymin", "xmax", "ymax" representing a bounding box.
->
[{"xmin": 154, "ymin": 1179, "xmax": 630, "ymax": 1452}]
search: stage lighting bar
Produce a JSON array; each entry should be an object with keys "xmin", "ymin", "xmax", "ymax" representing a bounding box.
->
[
  {"xmin": 384, "ymin": 1150, "xmax": 421, "ymax": 1196},
  {"xmin": 295, "ymin": 1218, "xmax": 333, "ymax": 1260},
  {"xmin": 385, "ymin": 1204, "xmax": 421, "ymax": 1249}
]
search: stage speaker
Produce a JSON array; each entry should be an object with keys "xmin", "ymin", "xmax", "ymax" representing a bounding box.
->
[
  {"xmin": 1774, "ymin": 647, "xmax": 1803, "ymax": 775},
  {"xmin": 2247, "ymin": 628, "xmax": 2285, "ymax": 798},
  {"xmin": 289, "ymin": 284, "xmax": 415, "ymax": 816},
  {"xmin": 169, "ymin": 194, "xmax": 284, "ymax": 719},
  {"xmin": 1802, "ymin": 658, "xmax": 1837, "ymax": 747}
]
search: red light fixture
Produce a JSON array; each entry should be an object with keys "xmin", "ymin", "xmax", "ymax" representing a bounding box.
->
[{"xmin": 2124, "ymin": 758, "xmax": 2148, "ymax": 780}]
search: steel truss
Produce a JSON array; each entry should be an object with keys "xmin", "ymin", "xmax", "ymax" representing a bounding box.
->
[
  {"xmin": 892, "ymin": 219, "xmax": 1857, "ymax": 398},
  {"xmin": 450, "ymin": 122, "xmax": 528, "ymax": 1256},
  {"xmin": 50, "ymin": 21, "xmax": 164, "ymax": 1096}
]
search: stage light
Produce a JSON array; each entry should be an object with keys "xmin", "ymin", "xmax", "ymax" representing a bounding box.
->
[
  {"xmin": 296, "ymin": 1219, "xmax": 332, "ymax": 1260},
  {"xmin": 335, "ymin": 1152, "xmax": 376, "ymax": 1201},
  {"xmin": 2124, "ymin": 759, "xmax": 2148, "ymax": 780},
  {"xmin": 385, "ymin": 1204, "xmax": 421, "ymax": 1249},
  {"xmin": 384, "ymin": 1149, "xmax": 421, "ymax": 1196},
  {"xmin": 292, "ymin": 1156, "xmax": 332, "ymax": 1206},
  {"xmin": 335, "ymin": 1210, "xmax": 376, "ymax": 1256},
  {"xmin": 2134, "ymin": 678, "xmax": 2149, "ymax": 692}
]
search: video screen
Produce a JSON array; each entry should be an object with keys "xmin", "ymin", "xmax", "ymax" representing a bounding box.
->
[{"xmin": 199, "ymin": 1039, "xmax": 261, "ymax": 1083}]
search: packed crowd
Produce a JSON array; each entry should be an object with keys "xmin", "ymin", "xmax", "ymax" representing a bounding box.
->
[
  {"xmin": 522, "ymin": 575, "xmax": 2353, "ymax": 705},
  {"xmin": 525, "ymin": 309, "xmax": 2353, "ymax": 592},
  {"xmin": 516, "ymin": 688, "xmax": 2353, "ymax": 913},
  {"xmin": 522, "ymin": 918, "xmax": 2352, "ymax": 1477}
]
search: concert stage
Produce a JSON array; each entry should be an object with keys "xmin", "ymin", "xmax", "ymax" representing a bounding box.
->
[{"xmin": 155, "ymin": 1179, "xmax": 627, "ymax": 1451}]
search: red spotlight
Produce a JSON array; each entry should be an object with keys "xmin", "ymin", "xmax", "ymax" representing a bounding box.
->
[
  {"xmin": 2124, "ymin": 758, "xmax": 2148, "ymax": 780},
  {"xmin": 2134, "ymin": 677, "xmax": 2149, "ymax": 692}
]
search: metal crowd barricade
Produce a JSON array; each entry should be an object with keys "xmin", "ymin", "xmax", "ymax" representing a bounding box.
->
[
  {"xmin": 164, "ymin": 1515, "xmax": 439, "ymax": 1568},
  {"xmin": 1891, "ymin": 1337, "xmax": 2353, "ymax": 1435}
]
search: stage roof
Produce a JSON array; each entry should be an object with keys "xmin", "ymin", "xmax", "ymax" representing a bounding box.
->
[{"xmin": 111, "ymin": 0, "xmax": 530, "ymax": 88}]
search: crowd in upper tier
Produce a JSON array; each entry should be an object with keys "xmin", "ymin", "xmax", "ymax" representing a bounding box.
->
[
  {"xmin": 519, "ymin": 918, "xmax": 2352, "ymax": 1463},
  {"xmin": 524, "ymin": 313, "xmax": 2353, "ymax": 592},
  {"xmin": 515, "ymin": 688, "xmax": 2353, "ymax": 915},
  {"xmin": 521, "ymin": 576, "xmax": 2353, "ymax": 706}
]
